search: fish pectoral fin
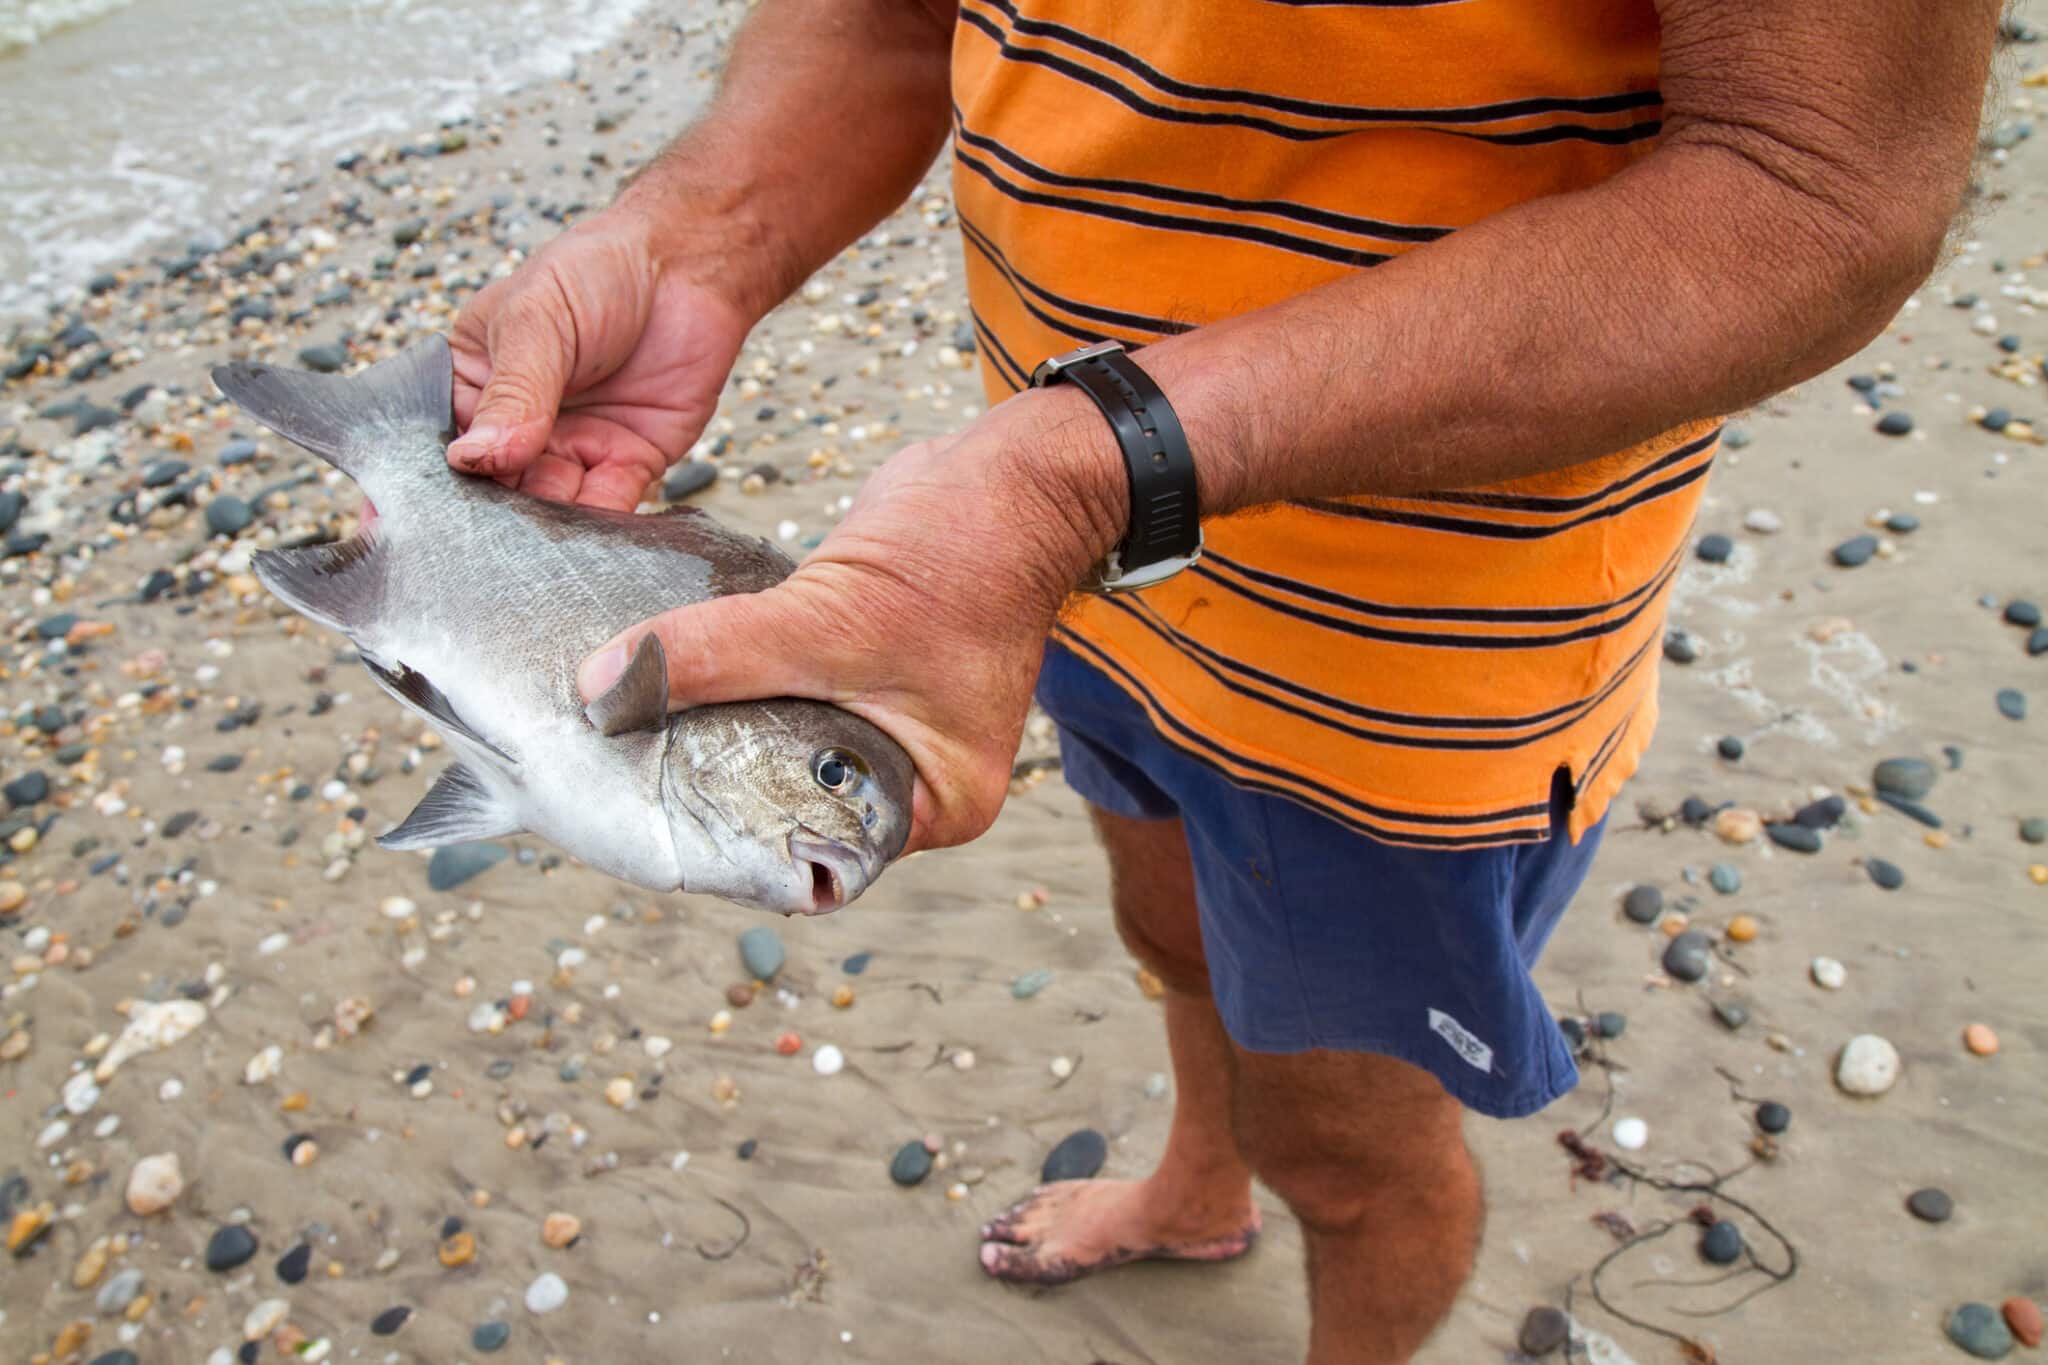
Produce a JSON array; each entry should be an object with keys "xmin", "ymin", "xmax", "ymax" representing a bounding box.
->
[
  {"xmin": 378, "ymin": 763, "xmax": 524, "ymax": 850},
  {"xmin": 362, "ymin": 655, "xmax": 516, "ymax": 764},
  {"xmin": 211, "ymin": 334, "xmax": 454, "ymax": 480},
  {"xmin": 251, "ymin": 534, "xmax": 385, "ymax": 635},
  {"xmin": 583, "ymin": 633, "xmax": 671, "ymax": 736}
]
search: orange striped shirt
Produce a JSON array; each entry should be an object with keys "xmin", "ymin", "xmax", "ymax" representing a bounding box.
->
[{"xmin": 952, "ymin": 0, "xmax": 1718, "ymax": 847}]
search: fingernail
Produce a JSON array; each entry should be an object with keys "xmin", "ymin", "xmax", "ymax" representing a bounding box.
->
[
  {"xmin": 449, "ymin": 425, "xmax": 503, "ymax": 467},
  {"xmin": 577, "ymin": 642, "xmax": 628, "ymax": 701}
]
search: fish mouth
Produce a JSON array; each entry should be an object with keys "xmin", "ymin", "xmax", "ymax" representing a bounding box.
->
[{"xmin": 788, "ymin": 832, "xmax": 866, "ymax": 915}]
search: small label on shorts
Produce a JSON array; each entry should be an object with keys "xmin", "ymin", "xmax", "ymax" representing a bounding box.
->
[{"xmin": 1428, "ymin": 1008, "xmax": 1494, "ymax": 1073}]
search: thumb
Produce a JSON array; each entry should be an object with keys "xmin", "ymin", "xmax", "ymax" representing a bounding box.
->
[
  {"xmin": 577, "ymin": 589, "xmax": 818, "ymax": 708},
  {"xmin": 448, "ymin": 303, "xmax": 572, "ymax": 478}
]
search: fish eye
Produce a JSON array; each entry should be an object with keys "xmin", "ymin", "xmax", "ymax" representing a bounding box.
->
[{"xmin": 812, "ymin": 749, "xmax": 858, "ymax": 793}]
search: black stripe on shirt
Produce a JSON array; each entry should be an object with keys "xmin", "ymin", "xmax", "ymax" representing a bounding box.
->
[
  {"xmin": 954, "ymin": 111, "xmax": 1450, "ymax": 246},
  {"xmin": 970, "ymin": 309, "xmax": 1031, "ymax": 391},
  {"xmin": 958, "ymin": 7, "xmax": 1663, "ymax": 149},
  {"xmin": 1387, "ymin": 428, "xmax": 1723, "ymax": 515},
  {"xmin": 1293, "ymin": 456, "xmax": 1714, "ymax": 540},
  {"xmin": 970, "ymin": 0, "xmax": 1657, "ymax": 126},
  {"xmin": 1051, "ymin": 628, "xmax": 1554, "ymax": 843},
  {"xmin": 956, "ymin": 143, "xmax": 1392, "ymax": 268},
  {"xmin": 1109, "ymin": 594, "xmax": 1659, "ymax": 747},
  {"xmin": 1201, "ymin": 539, "xmax": 1683, "ymax": 626},
  {"xmin": 959, "ymin": 216, "xmax": 1170, "ymax": 340}
]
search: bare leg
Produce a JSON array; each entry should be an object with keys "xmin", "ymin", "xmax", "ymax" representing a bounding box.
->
[
  {"xmin": 978, "ymin": 806, "xmax": 1261, "ymax": 1283},
  {"xmin": 1231, "ymin": 1048, "xmax": 1482, "ymax": 1365}
]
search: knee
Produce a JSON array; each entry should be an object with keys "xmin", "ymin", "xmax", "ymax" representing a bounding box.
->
[
  {"xmin": 1111, "ymin": 890, "xmax": 1208, "ymax": 995},
  {"xmin": 1239, "ymin": 1115, "xmax": 1480, "ymax": 1237}
]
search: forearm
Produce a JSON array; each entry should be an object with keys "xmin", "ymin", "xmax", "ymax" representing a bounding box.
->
[{"xmin": 610, "ymin": 0, "xmax": 956, "ymax": 320}]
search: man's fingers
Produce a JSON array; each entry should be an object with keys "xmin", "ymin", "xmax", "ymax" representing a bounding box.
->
[
  {"xmin": 576, "ymin": 591, "xmax": 814, "ymax": 708},
  {"xmin": 447, "ymin": 299, "xmax": 574, "ymax": 478}
]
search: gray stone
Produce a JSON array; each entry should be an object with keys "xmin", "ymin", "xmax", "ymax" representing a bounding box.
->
[
  {"xmin": 1765, "ymin": 822, "xmax": 1822, "ymax": 853},
  {"xmin": 662, "ymin": 460, "xmax": 717, "ymax": 501},
  {"xmin": 4, "ymin": 771, "xmax": 49, "ymax": 807},
  {"xmin": 1873, "ymin": 757, "xmax": 1937, "ymax": 800},
  {"xmin": 738, "ymin": 925, "xmax": 785, "ymax": 980},
  {"xmin": 1867, "ymin": 858, "xmax": 1904, "ymax": 890},
  {"xmin": 1695, "ymin": 532, "xmax": 1733, "ymax": 563},
  {"xmin": 1663, "ymin": 630, "xmax": 1698, "ymax": 664},
  {"xmin": 1517, "ymin": 1306, "xmax": 1569, "ymax": 1357},
  {"xmin": 299, "ymin": 343, "xmax": 348, "ymax": 373},
  {"xmin": 426, "ymin": 841, "xmax": 509, "ymax": 891},
  {"xmin": 204, "ymin": 1224, "xmax": 257, "ymax": 1271},
  {"xmin": 1832, "ymin": 534, "xmax": 1879, "ymax": 567},
  {"xmin": 1040, "ymin": 1128, "xmax": 1108, "ymax": 1183},
  {"xmin": 205, "ymin": 495, "xmax": 253, "ymax": 536},
  {"xmin": 1793, "ymin": 795, "xmax": 1845, "ymax": 829},
  {"xmin": 2029, "ymin": 627, "xmax": 2048, "ymax": 657},
  {"xmin": 473, "ymin": 1320, "xmax": 511, "ymax": 1352},
  {"xmin": 141, "ymin": 459, "xmax": 189, "ymax": 488},
  {"xmin": 1997, "ymin": 688, "xmax": 2027, "ymax": 721},
  {"xmin": 2021, "ymin": 817, "xmax": 2048, "ymax": 845},
  {"xmin": 1011, "ymin": 968, "xmax": 1053, "ymax": 1000},
  {"xmin": 1756, "ymin": 1101, "xmax": 1791, "ymax": 1134},
  {"xmin": 1700, "ymin": 1220, "xmax": 1743, "ymax": 1264},
  {"xmin": 218, "ymin": 438, "xmax": 258, "ymax": 466},
  {"xmin": 1879, "ymin": 792, "xmax": 1943, "ymax": 828},
  {"xmin": 95, "ymin": 1267, "xmax": 145, "ymax": 1314},
  {"xmin": 1908, "ymin": 1187, "xmax": 1954, "ymax": 1223},
  {"xmin": 1885, "ymin": 511, "xmax": 1920, "ymax": 534},
  {"xmin": 1948, "ymin": 1303, "xmax": 2015, "ymax": 1360},
  {"xmin": 1622, "ymin": 884, "xmax": 1662, "ymax": 924},
  {"xmin": 889, "ymin": 1140, "xmax": 934, "ymax": 1187},
  {"xmin": 2005, "ymin": 599, "xmax": 2042, "ymax": 628},
  {"xmin": 1717, "ymin": 735, "xmax": 1744, "ymax": 761},
  {"xmin": 1592, "ymin": 1010, "xmax": 1626, "ymax": 1039},
  {"xmin": 275, "ymin": 1242, "xmax": 311, "ymax": 1283},
  {"xmin": 1875, "ymin": 410, "xmax": 1914, "ymax": 436},
  {"xmin": 1709, "ymin": 863, "xmax": 1742, "ymax": 895},
  {"xmin": 1712, "ymin": 999, "xmax": 1750, "ymax": 1031},
  {"xmin": 1662, "ymin": 930, "xmax": 1712, "ymax": 983}
]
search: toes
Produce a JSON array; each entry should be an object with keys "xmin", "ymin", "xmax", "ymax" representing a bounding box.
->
[{"xmin": 979, "ymin": 1241, "xmax": 1077, "ymax": 1286}]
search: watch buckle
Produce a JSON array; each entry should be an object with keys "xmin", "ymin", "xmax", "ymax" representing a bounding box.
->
[{"xmin": 1090, "ymin": 530, "xmax": 1204, "ymax": 595}]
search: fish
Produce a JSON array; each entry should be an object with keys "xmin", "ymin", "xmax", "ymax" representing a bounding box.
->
[{"xmin": 210, "ymin": 335, "xmax": 913, "ymax": 914}]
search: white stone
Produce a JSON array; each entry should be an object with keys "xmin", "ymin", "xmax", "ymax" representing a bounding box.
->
[
  {"xmin": 525, "ymin": 1271, "xmax": 568, "ymax": 1314},
  {"xmin": 1743, "ymin": 507, "xmax": 1783, "ymax": 535},
  {"xmin": 244, "ymin": 1298, "xmax": 290, "ymax": 1340},
  {"xmin": 97, "ymin": 999, "xmax": 207, "ymax": 1080},
  {"xmin": 1049, "ymin": 1055, "xmax": 1074, "ymax": 1080},
  {"xmin": 157, "ymin": 1078, "xmax": 183, "ymax": 1102},
  {"xmin": 1811, "ymin": 956, "xmax": 1847, "ymax": 990},
  {"xmin": 37, "ymin": 1118, "xmax": 69, "ymax": 1148},
  {"xmin": 61, "ymin": 1070, "xmax": 101, "ymax": 1115},
  {"xmin": 1611, "ymin": 1116, "xmax": 1649, "ymax": 1150},
  {"xmin": 1836, "ymin": 1034, "xmax": 1900, "ymax": 1096},
  {"xmin": 256, "ymin": 932, "xmax": 290, "ymax": 956},
  {"xmin": 126, "ymin": 1152, "xmax": 183, "ymax": 1215},
  {"xmin": 242, "ymin": 1044, "xmax": 283, "ymax": 1085},
  {"xmin": 380, "ymin": 896, "xmax": 417, "ymax": 920},
  {"xmin": 643, "ymin": 1036, "xmax": 673, "ymax": 1060},
  {"xmin": 811, "ymin": 1043, "xmax": 845, "ymax": 1076}
]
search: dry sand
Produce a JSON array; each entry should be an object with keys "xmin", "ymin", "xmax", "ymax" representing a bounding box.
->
[{"xmin": 3, "ymin": 7, "xmax": 2047, "ymax": 1363}]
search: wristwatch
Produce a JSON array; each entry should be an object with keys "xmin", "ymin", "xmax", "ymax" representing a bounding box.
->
[{"xmin": 1030, "ymin": 340, "xmax": 1203, "ymax": 594}]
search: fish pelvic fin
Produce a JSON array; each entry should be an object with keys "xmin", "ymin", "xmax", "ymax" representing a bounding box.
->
[
  {"xmin": 361, "ymin": 655, "xmax": 516, "ymax": 764},
  {"xmin": 378, "ymin": 763, "xmax": 524, "ymax": 850},
  {"xmin": 210, "ymin": 335, "xmax": 454, "ymax": 480},
  {"xmin": 251, "ymin": 533, "xmax": 387, "ymax": 636},
  {"xmin": 583, "ymin": 633, "xmax": 671, "ymax": 736}
]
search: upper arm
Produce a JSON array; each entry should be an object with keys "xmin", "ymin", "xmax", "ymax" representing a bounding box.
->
[{"xmin": 1653, "ymin": 0, "xmax": 2000, "ymax": 255}]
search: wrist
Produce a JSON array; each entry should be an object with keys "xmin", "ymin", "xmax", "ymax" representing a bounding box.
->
[
  {"xmin": 607, "ymin": 165, "xmax": 796, "ymax": 326},
  {"xmin": 989, "ymin": 384, "xmax": 1131, "ymax": 599}
]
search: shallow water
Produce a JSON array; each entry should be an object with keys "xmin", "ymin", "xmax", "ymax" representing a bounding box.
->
[{"xmin": 0, "ymin": 0, "xmax": 650, "ymax": 325}]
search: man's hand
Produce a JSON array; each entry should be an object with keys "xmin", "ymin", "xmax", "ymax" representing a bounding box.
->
[
  {"xmin": 447, "ymin": 212, "xmax": 754, "ymax": 510},
  {"xmin": 574, "ymin": 389, "xmax": 1125, "ymax": 854}
]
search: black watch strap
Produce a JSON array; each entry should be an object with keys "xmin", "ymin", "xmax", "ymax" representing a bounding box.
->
[{"xmin": 1030, "ymin": 340, "xmax": 1202, "ymax": 594}]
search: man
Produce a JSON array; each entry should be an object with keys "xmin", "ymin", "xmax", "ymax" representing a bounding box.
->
[{"xmin": 446, "ymin": 2, "xmax": 1995, "ymax": 1359}]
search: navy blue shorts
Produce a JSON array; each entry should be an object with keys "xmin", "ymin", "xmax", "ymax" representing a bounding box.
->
[{"xmin": 1035, "ymin": 641, "xmax": 1605, "ymax": 1119}]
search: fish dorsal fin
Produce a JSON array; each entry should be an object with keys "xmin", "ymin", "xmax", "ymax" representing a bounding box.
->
[
  {"xmin": 361, "ymin": 655, "xmax": 516, "ymax": 764},
  {"xmin": 251, "ymin": 534, "xmax": 387, "ymax": 636},
  {"xmin": 210, "ymin": 335, "xmax": 454, "ymax": 479},
  {"xmin": 377, "ymin": 763, "xmax": 524, "ymax": 850},
  {"xmin": 583, "ymin": 633, "xmax": 670, "ymax": 736}
]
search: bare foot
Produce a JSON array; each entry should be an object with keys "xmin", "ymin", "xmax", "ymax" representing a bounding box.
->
[{"xmin": 977, "ymin": 1178, "xmax": 1261, "ymax": 1286}]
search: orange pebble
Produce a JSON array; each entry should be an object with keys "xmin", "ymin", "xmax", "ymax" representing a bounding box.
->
[
  {"xmin": 1660, "ymin": 912, "xmax": 1691, "ymax": 937},
  {"xmin": 1964, "ymin": 1023, "xmax": 1999, "ymax": 1056},
  {"xmin": 774, "ymin": 1032, "xmax": 802, "ymax": 1056},
  {"xmin": 1725, "ymin": 914, "xmax": 1758, "ymax": 943},
  {"xmin": 2029, "ymin": 864, "xmax": 2048, "ymax": 886},
  {"xmin": 506, "ymin": 994, "xmax": 532, "ymax": 1022}
]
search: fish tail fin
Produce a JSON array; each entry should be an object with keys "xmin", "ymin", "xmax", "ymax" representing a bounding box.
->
[
  {"xmin": 210, "ymin": 335, "xmax": 454, "ymax": 481},
  {"xmin": 378, "ymin": 762, "xmax": 525, "ymax": 850},
  {"xmin": 251, "ymin": 533, "xmax": 388, "ymax": 635}
]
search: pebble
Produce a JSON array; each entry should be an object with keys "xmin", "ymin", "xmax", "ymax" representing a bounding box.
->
[
  {"xmin": 427, "ymin": 841, "xmax": 508, "ymax": 891},
  {"xmin": 299, "ymin": 343, "xmax": 349, "ymax": 373},
  {"xmin": 1663, "ymin": 630, "xmax": 1698, "ymax": 664},
  {"xmin": 1662, "ymin": 929, "xmax": 1712, "ymax": 982},
  {"xmin": 524, "ymin": 1271, "xmax": 568, "ymax": 1314},
  {"xmin": 1948, "ymin": 1302, "xmax": 2015, "ymax": 1360},
  {"xmin": 1517, "ymin": 1306, "xmax": 1569, "ymax": 1357},
  {"xmin": 1875, "ymin": 410, "xmax": 1914, "ymax": 436},
  {"xmin": 1996, "ymin": 688, "xmax": 2027, "ymax": 721},
  {"xmin": 1715, "ymin": 807, "xmax": 1762, "ymax": 844},
  {"xmin": 275, "ymin": 1243, "xmax": 312, "ymax": 1283},
  {"xmin": 371, "ymin": 1306, "xmax": 412, "ymax": 1336},
  {"xmin": 1725, "ymin": 914, "xmax": 1758, "ymax": 942},
  {"xmin": 1612, "ymin": 1116, "xmax": 1649, "ymax": 1150},
  {"xmin": 1713, "ymin": 999, "xmax": 1750, "ymax": 1031},
  {"xmin": 205, "ymin": 495, "xmax": 253, "ymax": 536},
  {"xmin": 1908, "ymin": 1187, "xmax": 1955, "ymax": 1223},
  {"xmin": 96, "ymin": 1267, "xmax": 144, "ymax": 1314},
  {"xmin": 842, "ymin": 952, "xmax": 872, "ymax": 975},
  {"xmin": 889, "ymin": 1140, "xmax": 935, "ymax": 1187},
  {"xmin": 1836, "ymin": 1034, "xmax": 1900, "ymax": 1096},
  {"xmin": 1756, "ymin": 1101, "xmax": 1791, "ymax": 1134},
  {"xmin": 1811, "ymin": 956, "xmax": 1847, "ymax": 989},
  {"xmin": 125, "ymin": 1152, "xmax": 183, "ymax": 1214},
  {"xmin": 2006, "ymin": 600, "xmax": 2043, "ymax": 628},
  {"xmin": 1011, "ymin": 968, "xmax": 1054, "ymax": 999},
  {"xmin": 1592, "ymin": 1010, "xmax": 1627, "ymax": 1039},
  {"xmin": 1764, "ymin": 822, "xmax": 1822, "ymax": 853},
  {"xmin": 1709, "ymin": 863, "xmax": 1742, "ymax": 895},
  {"xmin": 2022, "ymin": 817, "xmax": 2048, "ymax": 845},
  {"xmin": 1793, "ymin": 794, "xmax": 1845, "ymax": 829},
  {"xmin": 1695, "ymin": 532, "xmax": 1733, "ymax": 563},
  {"xmin": 1743, "ymin": 507, "xmax": 1782, "ymax": 534},
  {"xmin": 1873, "ymin": 756, "xmax": 1937, "ymax": 799},
  {"xmin": 662, "ymin": 461, "xmax": 717, "ymax": 501},
  {"xmin": 1622, "ymin": 883, "xmax": 1663, "ymax": 923},
  {"xmin": 437, "ymin": 1231, "xmax": 475, "ymax": 1267},
  {"xmin": 1040, "ymin": 1128, "xmax": 1109, "ymax": 1182},
  {"xmin": 1964, "ymin": 1023, "xmax": 2000, "ymax": 1056},
  {"xmin": 541, "ymin": 1212, "xmax": 581, "ymax": 1248},
  {"xmin": 1699, "ymin": 1220, "xmax": 1743, "ymax": 1264},
  {"xmin": 1716, "ymin": 735, "xmax": 1744, "ymax": 761},
  {"xmin": 204, "ymin": 1224, "xmax": 258, "ymax": 1272},
  {"xmin": 1867, "ymin": 858, "xmax": 1905, "ymax": 890},
  {"xmin": 2002, "ymin": 1298, "xmax": 2043, "ymax": 1350},
  {"xmin": 473, "ymin": 1321, "xmax": 511, "ymax": 1352},
  {"xmin": 738, "ymin": 925, "xmax": 785, "ymax": 980},
  {"xmin": 1832, "ymin": 534, "xmax": 1879, "ymax": 567},
  {"xmin": 812, "ymin": 1043, "xmax": 845, "ymax": 1076}
]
